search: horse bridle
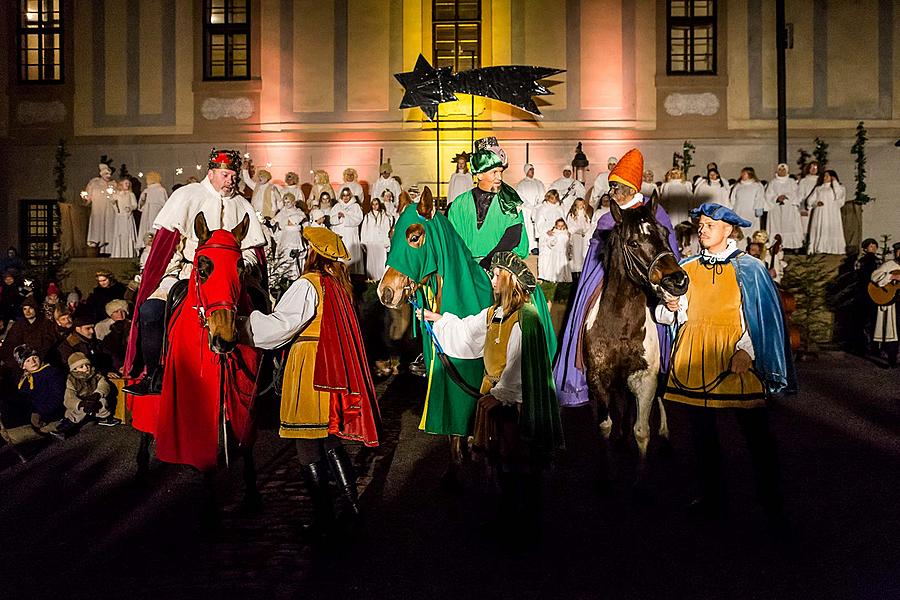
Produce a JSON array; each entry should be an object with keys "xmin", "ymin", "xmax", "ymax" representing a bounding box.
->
[
  {"xmin": 621, "ymin": 242, "xmax": 676, "ymax": 292},
  {"xmin": 193, "ymin": 243, "xmax": 242, "ymax": 329}
]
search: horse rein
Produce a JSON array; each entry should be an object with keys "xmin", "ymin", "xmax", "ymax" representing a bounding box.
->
[{"xmin": 621, "ymin": 244, "xmax": 676, "ymax": 292}]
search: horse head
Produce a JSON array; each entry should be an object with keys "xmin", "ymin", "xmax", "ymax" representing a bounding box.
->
[
  {"xmin": 609, "ymin": 197, "xmax": 689, "ymax": 299},
  {"xmin": 193, "ymin": 212, "xmax": 251, "ymax": 354},
  {"xmin": 377, "ymin": 187, "xmax": 439, "ymax": 309}
]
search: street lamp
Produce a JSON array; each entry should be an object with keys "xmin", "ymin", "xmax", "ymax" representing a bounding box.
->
[{"xmin": 572, "ymin": 142, "xmax": 589, "ymax": 184}]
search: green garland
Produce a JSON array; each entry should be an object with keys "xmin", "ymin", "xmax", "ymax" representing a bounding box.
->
[
  {"xmin": 53, "ymin": 138, "xmax": 69, "ymax": 202},
  {"xmin": 681, "ymin": 140, "xmax": 695, "ymax": 178},
  {"xmin": 813, "ymin": 137, "xmax": 829, "ymax": 169},
  {"xmin": 796, "ymin": 148, "xmax": 811, "ymax": 176},
  {"xmin": 851, "ymin": 121, "xmax": 875, "ymax": 205}
]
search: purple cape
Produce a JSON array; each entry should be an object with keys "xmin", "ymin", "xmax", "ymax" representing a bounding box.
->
[{"xmin": 552, "ymin": 202, "xmax": 680, "ymax": 407}]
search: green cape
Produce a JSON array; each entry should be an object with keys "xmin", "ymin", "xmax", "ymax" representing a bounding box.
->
[
  {"xmin": 446, "ymin": 182, "xmax": 529, "ymax": 260},
  {"xmin": 519, "ymin": 302, "xmax": 564, "ymax": 456}
]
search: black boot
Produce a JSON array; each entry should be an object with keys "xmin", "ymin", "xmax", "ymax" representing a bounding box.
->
[
  {"xmin": 325, "ymin": 446, "xmax": 362, "ymax": 528},
  {"xmin": 299, "ymin": 460, "xmax": 333, "ymax": 537}
]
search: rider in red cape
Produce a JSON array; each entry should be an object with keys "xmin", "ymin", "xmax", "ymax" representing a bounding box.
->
[
  {"xmin": 155, "ymin": 222, "xmax": 262, "ymax": 471},
  {"xmin": 124, "ymin": 149, "xmax": 268, "ymax": 405},
  {"xmin": 246, "ymin": 226, "xmax": 379, "ymax": 534}
]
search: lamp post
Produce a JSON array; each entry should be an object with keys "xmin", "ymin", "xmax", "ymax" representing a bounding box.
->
[{"xmin": 572, "ymin": 142, "xmax": 589, "ymax": 184}]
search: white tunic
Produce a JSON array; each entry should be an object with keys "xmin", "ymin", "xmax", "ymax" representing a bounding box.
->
[
  {"xmin": 659, "ymin": 180, "xmax": 695, "ymax": 226},
  {"xmin": 447, "ymin": 172, "xmax": 474, "ymax": 205},
  {"xmin": 152, "ymin": 178, "xmax": 268, "ymax": 295},
  {"xmin": 85, "ymin": 176, "xmax": 117, "ymax": 248},
  {"xmin": 137, "ymin": 183, "xmax": 168, "ymax": 248},
  {"xmin": 432, "ymin": 307, "xmax": 522, "ymax": 405},
  {"xmin": 729, "ymin": 180, "xmax": 766, "ymax": 234},
  {"xmin": 693, "ymin": 178, "xmax": 731, "ymax": 208},
  {"xmin": 309, "ymin": 184, "xmax": 335, "ymax": 210},
  {"xmin": 251, "ymin": 181, "xmax": 283, "ymax": 220},
  {"xmin": 871, "ymin": 258, "xmax": 899, "ymax": 343},
  {"xmin": 360, "ymin": 211, "xmax": 394, "ymax": 281},
  {"xmin": 542, "ymin": 229, "xmax": 572, "ymax": 282},
  {"xmin": 328, "ymin": 199, "xmax": 364, "ymax": 274},
  {"xmin": 807, "ymin": 182, "xmax": 846, "ymax": 254},
  {"xmin": 515, "ymin": 176, "xmax": 546, "ymax": 251},
  {"xmin": 110, "ymin": 190, "xmax": 138, "ymax": 258},
  {"xmin": 371, "ymin": 176, "xmax": 402, "ymax": 214},
  {"xmin": 765, "ymin": 176, "xmax": 804, "ymax": 249},
  {"xmin": 249, "ymin": 277, "xmax": 319, "ymax": 350},
  {"xmin": 566, "ymin": 211, "xmax": 591, "ymax": 272},
  {"xmin": 588, "ymin": 171, "xmax": 610, "ymax": 210},
  {"xmin": 273, "ymin": 206, "xmax": 307, "ymax": 251},
  {"xmin": 549, "ymin": 177, "xmax": 586, "ymax": 213},
  {"xmin": 641, "ymin": 181, "xmax": 658, "ymax": 200},
  {"xmin": 797, "ymin": 174, "xmax": 819, "ymax": 237}
]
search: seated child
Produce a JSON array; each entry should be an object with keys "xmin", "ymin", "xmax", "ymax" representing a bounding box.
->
[
  {"xmin": 15, "ymin": 344, "xmax": 66, "ymax": 431},
  {"xmin": 57, "ymin": 351, "xmax": 121, "ymax": 437}
]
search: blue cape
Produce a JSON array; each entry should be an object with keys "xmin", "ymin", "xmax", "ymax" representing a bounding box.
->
[{"xmin": 677, "ymin": 251, "xmax": 797, "ymax": 395}]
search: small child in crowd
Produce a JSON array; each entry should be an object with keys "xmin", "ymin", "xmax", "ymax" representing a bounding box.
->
[{"xmin": 57, "ymin": 351, "xmax": 120, "ymax": 438}]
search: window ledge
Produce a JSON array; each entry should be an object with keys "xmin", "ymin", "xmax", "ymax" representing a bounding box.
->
[{"xmin": 193, "ymin": 78, "xmax": 262, "ymax": 93}]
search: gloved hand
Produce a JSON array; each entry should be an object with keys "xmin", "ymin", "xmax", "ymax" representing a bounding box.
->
[{"xmin": 79, "ymin": 392, "xmax": 103, "ymax": 414}]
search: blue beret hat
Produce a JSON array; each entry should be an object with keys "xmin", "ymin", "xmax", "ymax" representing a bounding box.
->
[{"xmin": 689, "ymin": 203, "xmax": 752, "ymax": 228}]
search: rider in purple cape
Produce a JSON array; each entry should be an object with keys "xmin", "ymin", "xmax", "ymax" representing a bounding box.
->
[{"xmin": 553, "ymin": 148, "xmax": 680, "ymax": 407}]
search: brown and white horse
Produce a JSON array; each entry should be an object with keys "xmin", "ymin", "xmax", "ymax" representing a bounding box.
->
[{"xmin": 583, "ymin": 197, "xmax": 689, "ymax": 483}]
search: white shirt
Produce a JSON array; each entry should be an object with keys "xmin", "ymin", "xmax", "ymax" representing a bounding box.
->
[
  {"xmin": 432, "ymin": 307, "xmax": 522, "ymax": 406},
  {"xmin": 249, "ymin": 277, "xmax": 318, "ymax": 349},
  {"xmin": 549, "ymin": 177, "xmax": 586, "ymax": 212}
]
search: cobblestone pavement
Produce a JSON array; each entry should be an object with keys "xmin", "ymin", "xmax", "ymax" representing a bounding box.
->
[{"xmin": 1, "ymin": 353, "xmax": 899, "ymax": 599}]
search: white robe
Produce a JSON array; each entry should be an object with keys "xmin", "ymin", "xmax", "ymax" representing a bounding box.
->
[
  {"xmin": 534, "ymin": 201, "xmax": 565, "ymax": 243},
  {"xmin": 431, "ymin": 307, "xmax": 522, "ymax": 406},
  {"xmin": 274, "ymin": 206, "xmax": 307, "ymax": 252},
  {"xmin": 641, "ymin": 181, "xmax": 658, "ymax": 200},
  {"xmin": 588, "ymin": 171, "xmax": 611, "ymax": 210},
  {"xmin": 585, "ymin": 207, "xmax": 608, "ymax": 262},
  {"xmin": 251, "ymin": 181, "xmax": 283, "ymax": 220},
  {"xmin": 549, "ymin": 177, "xmax": 586, "ymax": 213},
  {"xmin": 807, "ymin": 182, "xmax": 846, "ymax": 254},
  {"xmin": 797, "ymin": 174, "xmax": 819, "ymax": 238},
  {"xmin": 659, "ymin": 180, "xmax": 695, "ymax": 226},
  {"xmin": 515, "ymin": 176, "xmax": 546, "ymax": 251},
  {"xmin": 328, "ymin": 199, "xmax": 364, "ymax": 274},
  {"xmin": 371, "ymin": 176, "xmax": 402, "ymax": 214},
  {"xmin": 542, "ymin": 229, "xmax": 572, "ymax": 282},
  {"xmin": 693, "ymin": 178, "xmax": 731, "ymax": 208},
  {"xmin": 765, "ymin": 176, "xmax": 804, "ymax": 249},
  {"xmin": 360, "ymin": 211, "xmax": 394, "ymax": 281},
  {"xmin": 871, "ymin": 258, "xmax": 899, "ymax": 343},
  {"xmin": 447, "ymin": 172, "xmax": 474, "ymax": 205},
  {"xmin": 85, "ymin": 176, "xmax": 117, "ymax": 248},
  {"xmin": 152, "ymin": 177, "xmax": 268, "ymax": 297},
  {"xmin": 137, "ymin": 183, "xmax": 168, "ymax": 248},
  {"xmin": 110, "ymin": 191, "xmax": 138, "ymax": 258},
  {"xmin": 566, "ymin": 212, "xmax": 591, "ymax": 273},
  {"xmin": 729, "ymin": 180, "xmax": 766, "ymax": 234},
  {"xmin": 309, "ymin": 183, "xmax": 335, "ymax": 210}
]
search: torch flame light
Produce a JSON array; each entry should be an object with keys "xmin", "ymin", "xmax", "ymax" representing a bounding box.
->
[
  {"xmin": 244, "ymin": 153, "xmax": 250, "ymax": 159},
  {"xmin": 196, "ymin": 164, "xmax": 202, "ymax": 171},
  {"xmin": 176, "ymin": 167, "xmax": 183, "ymax": 175},
  {"xmin": 80, "ymin": 191, "xmax": 89, "ymax": 199},
  {"xmin": 138, "ymin": 172, "xmax": 144, "ymax": 178}
]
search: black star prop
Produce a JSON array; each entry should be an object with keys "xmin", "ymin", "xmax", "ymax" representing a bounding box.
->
[
  {"xmin": 395, "ymin": 54, "xmax": 457, "ymax": 120},
  {"xmin": 395, "ymin": 54, "xmax": 565, "ymax": 121}
]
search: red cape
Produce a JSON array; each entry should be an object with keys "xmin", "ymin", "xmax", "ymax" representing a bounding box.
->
[{"xmin": 315, "ymin": 276, "xmax": 381, "ymax": 447}]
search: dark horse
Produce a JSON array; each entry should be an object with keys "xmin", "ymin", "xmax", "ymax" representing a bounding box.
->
[
  {"xmin": 134, "ymin": 213, "xmax": 265, "ymax": 514},
  {"xmin": 583, "ymin": 198, "xmax": 689, "ymax": 482}
]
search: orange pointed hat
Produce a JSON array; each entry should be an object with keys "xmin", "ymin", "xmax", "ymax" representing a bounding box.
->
[{"xmin": 608, "ymin": 148, "xmax": 644, "ymax": 191}]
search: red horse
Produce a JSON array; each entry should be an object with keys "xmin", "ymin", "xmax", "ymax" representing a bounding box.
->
[{"xmin": 131, "ymin": 213, "xmax": 263, "ymax": 510}]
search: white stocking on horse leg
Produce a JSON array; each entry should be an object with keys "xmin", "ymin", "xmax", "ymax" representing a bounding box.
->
[{"xmin": 657, "ymin": 396, "xmax": 670, "ymax": 440}]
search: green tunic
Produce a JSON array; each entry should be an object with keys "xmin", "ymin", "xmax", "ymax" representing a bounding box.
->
[{"xmin": 447, "ymin": 182, "xmax": 529, "ymax": 261}]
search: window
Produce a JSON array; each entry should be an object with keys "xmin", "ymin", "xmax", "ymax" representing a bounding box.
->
[
  {"xmin": 433, "ymin": 0, "xmax": 481, "ymax": 71},
  {"xmin": 17, "ymin": 0, "xmax": 63, "ymax": 83},
  {"xmin": 667, "ymin": 0, "xmax": 717, "ymax": 75},
  {"xmin": 203, "ymin": 0, "xmax": 250, "ymax": 80},
  {"xmin": 19, "ymin": 200, "xmax": 59, "ymax": 276}
]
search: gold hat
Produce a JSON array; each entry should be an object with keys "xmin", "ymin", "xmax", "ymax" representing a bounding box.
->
[{"xmin": 303, "ymin": 227, "xmax": 350, "ymax": 261}]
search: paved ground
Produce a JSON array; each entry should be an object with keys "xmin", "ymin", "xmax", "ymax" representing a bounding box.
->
[{"xmin": 1, "ymin": 352, "xmax": 898, "ymax": 599}]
